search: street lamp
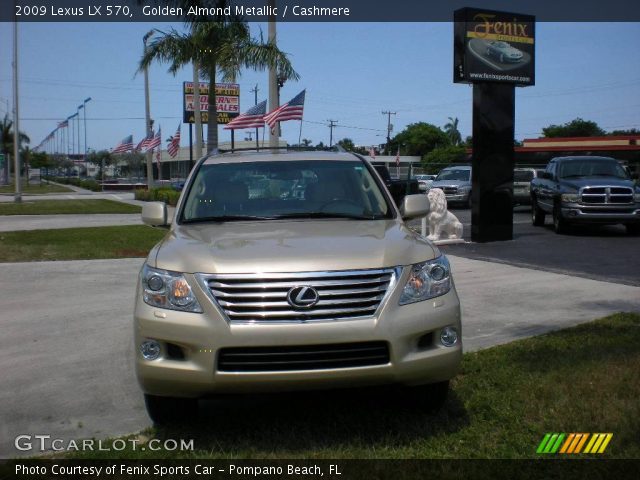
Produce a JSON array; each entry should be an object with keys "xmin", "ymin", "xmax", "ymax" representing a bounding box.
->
[
  {"xmin": 143, "ymin": 30, "xmax": 154, "ymax": 188},
  {"xmin": 76, "ymin": 104, "xmax": 83, "ymax": 164}
]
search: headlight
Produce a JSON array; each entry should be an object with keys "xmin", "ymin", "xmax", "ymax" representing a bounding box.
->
[
  {"xmin": 141, "ymin": 264, "xmax": 202, "ymax": 313},
  {"xmin": 399, "ymin": 256, "xmax": 452, "ymax": 305},
  {"xmin": 561, "ymin": 193, "xmax": 579, "ymax": 203},
  {"xmin": 634, "ymin": 192, "xmax": 640, "ymax": 202}
]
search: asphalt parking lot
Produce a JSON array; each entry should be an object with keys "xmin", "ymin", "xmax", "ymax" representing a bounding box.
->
[{"xmin": 438, "ymin": 206, "xmax": 640, "ymax": 287}]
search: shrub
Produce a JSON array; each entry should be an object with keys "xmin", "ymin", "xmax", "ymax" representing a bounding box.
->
[{"xmin": 135, "ymin": 187, "xmax": 180, "ymax": 206}]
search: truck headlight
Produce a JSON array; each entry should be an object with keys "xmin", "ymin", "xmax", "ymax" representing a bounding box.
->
[
  {"xmin": 634, "ymin": 192, "xmax": 640, "ymax": 202},
  {"xmin": 561, "ymin": 193, "xmax": 579, "ymax": 203},
  {"xmin": 399, "ymin": 256, "xmax": 451, "ymax": 305},
  {"xmin": 141, "ymin": 264, "xmax": 202, "ymax": 313}
]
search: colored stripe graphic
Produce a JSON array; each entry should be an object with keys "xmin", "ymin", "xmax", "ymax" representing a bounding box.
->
[{"xmin": 538, "ymin": 433, "xmax": 613, "ymax": 454}]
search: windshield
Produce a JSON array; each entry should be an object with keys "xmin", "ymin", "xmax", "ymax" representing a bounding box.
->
[
  {"xmin": 558, "ymin": 160, "xmax": 629, "ymax": 179},
  {"xmin": 514, "ymin": 170, "xmax": 534, "ymax": 182},
  {"xmin": 180, "ymin": 159, "xmax": 392, "ymax": 222},
  {"xmin": 435, "ymin": 169, "xmax": 470, "ymax": 182}
]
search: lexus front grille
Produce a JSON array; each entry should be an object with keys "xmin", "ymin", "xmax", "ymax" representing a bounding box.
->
[{"xmin": 199, "ymin": 268, "xmax": 398, "ymax": 323}]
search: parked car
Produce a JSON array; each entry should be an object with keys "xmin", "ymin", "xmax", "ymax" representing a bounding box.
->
[
  {"xmin": 136, "ymin": 150, "xmax": 463, "ymax": 423},
  {"xmin": 513, "ymin": 167, "xmax": 538, "ymax": 206},
  {"xmin": 530, "ymin": 156, "xmax": 640, "ymax": 234},
  {"xmin": 430, "ymin": 165, "xmax": 473, "ymax": 208},
  {"xmin": 414, "ymin": 174, "xmax": 437, "ymax": 192},
  {"xmin": 485, "ymin": 41, "xmax": 524, "ymax": 63}
]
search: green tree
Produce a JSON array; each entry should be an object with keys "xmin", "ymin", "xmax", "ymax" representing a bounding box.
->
[
  {"xmin": 422, "ymin": 145, "xmax": 467, "ymax": 173},
  {"xmin": 118, "ymin": 151, "xmax": 146, "ymax": 179},
  {"xmin": 609, "ymin": 128, "xmax": 639, "ymax": 136},
  {"xmin": 87, "ymin": 150, "xmax": 115, "ymax": 179},
  {"xmin": 390, "ymin": 122, "xmax": 449, "ymax": 157},
  {"xmin": 301, "ymin": 138, "xmax": 313, "ymax": 147},
  {"xmin": 337, "ymin": 138, "xmax": 355, "ymax": 151},
  {"xmin": 542, "ymin": 118, "xmax": 605, "ymax": 138},
  {"xmin": 140, "ymin": 10, "xmax": 298, "ymax": 154},
  {"xmin": 444, "ymin": 117, "xmax": 462, "ymax": 146},
  {"xmin": 1, "ymin": 113, "xmax": 30, "ymax": 160}
]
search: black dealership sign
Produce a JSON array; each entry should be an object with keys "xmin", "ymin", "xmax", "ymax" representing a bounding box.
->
[{"xmin": 454, "ymin": 8, "xmax": 535, "ymax": 86}]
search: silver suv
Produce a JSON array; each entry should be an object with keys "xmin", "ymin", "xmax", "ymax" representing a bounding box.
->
[
  {"xmin": 135, "ymin": 150, "xmax": 462, "ymax": 423},
  {"xmin": 430, "ymin": 165, "xmax": 472, "ymax": 208}
]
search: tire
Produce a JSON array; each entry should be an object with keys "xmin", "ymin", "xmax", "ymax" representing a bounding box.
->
[
  {"xmin": 531, "ymin": 197, "xmax": 545, "ymax": 226},
  {"xmin": 144, "ymin": 394, "xmax": 198, "ymax": 425},
  {"xmin": 553, "ymin": 204, "xmax": 569, "ymax": 234},
  {"xmin": 625, "ymin": 223, "xmax": 640, "ymax": 235},
  {"xmin": 405, "ymin": 381, "xmax": 449, "ymax": 412}
]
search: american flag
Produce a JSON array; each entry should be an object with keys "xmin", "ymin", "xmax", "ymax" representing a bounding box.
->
[
  {"xmin": 146, "ymin": 127, "xmax": 161, "ymax": 151},
  {"xmin": 264, "ymin": 90, "xmax": 305, "ymax": 131},
  {"xmin": 224, "ymin": 100, "xmax": 267, "ymax": 130},
  {"xmin": 58, "ymin": 120, "xmax": 68, "ymax": 128},
  {"xmin": 135, "ymin": 132, "xmax": 153, "ymax": 152},
  {"xmin": 112, "ymin": 135, "xmax": 134, "ymax": 154},
  {"xmin": 167, "ymin": 125, "xmax": 181, "ymax": 158},
  {"xmin": 369, "ymin": 146, "xmax": 376, "ymax": 159}
]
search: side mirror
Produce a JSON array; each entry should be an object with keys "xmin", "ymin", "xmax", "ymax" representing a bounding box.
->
[
  {"xmin": 141, "ymin": 201, "xmax": 170, "ymax": 227},
  {"xmin": 401, "ymin": 194, "xmax": 430, "ymax": 219}
]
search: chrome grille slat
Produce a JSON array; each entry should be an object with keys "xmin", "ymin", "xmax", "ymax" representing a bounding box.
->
[
  {"xmin": 208, "ymin": 276, "xmax": 390, "ymax": 290},
  {"xmin": 200, "ymin": 268, "xmax": 397, "ymax": 323},
  {"xmin": 217, "ymin": 294, "xmax": 384, "ymax": 309}
]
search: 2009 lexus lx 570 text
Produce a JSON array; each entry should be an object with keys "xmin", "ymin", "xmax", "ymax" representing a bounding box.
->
[{"xmin": 135, "ymin": 150, "xmax": 462, "ymax": 423}]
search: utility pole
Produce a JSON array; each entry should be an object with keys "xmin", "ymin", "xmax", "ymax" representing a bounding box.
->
[
  {"xmin": 250, "ymin": 83, "xmax": 259, "ymax": 149},
  {"xmin": 327, "ymin": 120, "xmax": 338, "ymax": 147},
  {"xmin": 13, "ymin": 19, "xmax": 21, "ymax": 203},
  {"xmin": 143, "ymin": 30, "xmax": 154, "ymax": 188},
  {"xmin": 268, "ymin": 0, "xmax": 279, "ymax": 148},
  {"xmin": 382, "ymin": 111, "xmax": 396, "ymax": 154}
]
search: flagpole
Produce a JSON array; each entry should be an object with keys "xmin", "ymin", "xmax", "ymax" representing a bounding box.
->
[{"xmin": 298, "ymin": 120, "xmax": 303, "ymax": 146}]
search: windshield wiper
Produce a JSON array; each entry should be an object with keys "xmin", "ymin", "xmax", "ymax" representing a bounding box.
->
[
  {"xmin": 267, "ymin": 212, "xmax": 384, "ymax": 220},
  {"xmin": 182, "ymin": 215, "xmax": 275, "ymax": 223}
]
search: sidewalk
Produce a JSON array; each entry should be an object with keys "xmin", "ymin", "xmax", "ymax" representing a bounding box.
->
[
  {"xmin": 0, "ymin": 214, "xmax": 142, "ymax": 232},
  {"xmin": 1, "ymin": 255, "xmax": 638, "ymax": 457}
]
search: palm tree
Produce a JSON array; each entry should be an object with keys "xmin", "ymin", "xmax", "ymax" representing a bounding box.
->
[
  {"xmin": 444, "ymin": 117, "xmax": 462, "ymax": 146},
  {"xmin": 140, "ymin": 14, "xmax": 298, "ymax": 154},
  {"xmin": 1, "ymin": 113, "xmax": 30, "ymax": 158}
]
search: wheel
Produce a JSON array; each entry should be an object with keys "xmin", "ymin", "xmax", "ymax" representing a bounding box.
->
[
  {"xmin": 552, "ymin": 205, "xmax": 569, "ymax": 234},
  {"xmin": 405, "ymin": 381, "xmax": 449, "ymax": 412},
  {"xmin": 144, "ymin": 394, "xmax": 198, "ymax": 425},
  {"xmin": 531, "ymin": 197, "xmax": 545, "ymax": 226},
  {"xmin": 625, "ymin": 223, "xmax": 640, "ymax": 235}
]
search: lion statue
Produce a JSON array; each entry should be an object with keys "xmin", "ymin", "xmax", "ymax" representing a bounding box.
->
[{"xmin": 426, "ymin": 188, "xmax": 464, "ymax": 241}]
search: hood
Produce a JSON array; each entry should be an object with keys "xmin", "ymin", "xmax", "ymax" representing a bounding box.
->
[
  {"xmin": 153, "ymin": 219, "xmax": 438, "ymax": 274},
  {"xmin": 431, "ymin": 179, "xmax": 470, "ymax": 188},
  {"xmin": 561, "ymin": 177, "xmax": 636, "ymax": 190}
]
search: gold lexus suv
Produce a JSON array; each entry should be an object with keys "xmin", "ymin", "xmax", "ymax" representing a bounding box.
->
[{"xmin": 135, "ymin": 150, "xmax": 462, "ymax": 423}]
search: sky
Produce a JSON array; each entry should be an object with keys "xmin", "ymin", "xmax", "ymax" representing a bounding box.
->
[{"xmin": 0, "ymin": 20, "xmax": 639, "ymax": 153}]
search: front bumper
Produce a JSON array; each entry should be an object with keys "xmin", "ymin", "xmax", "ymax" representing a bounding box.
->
[
  {"xmin": 561, "ymin": 203, "xmax": 640, "ymax": 224},
  {"xmin": 134, "ymin": 269, "xmax": 462, "ymax": 398},
  {"xmin": 445, "ymin": 192, "xmax": 470, "ymax": 203}
]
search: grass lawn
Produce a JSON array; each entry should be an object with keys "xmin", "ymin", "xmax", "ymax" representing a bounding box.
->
[
  {"xmin": 0, "ymin": 225, "xmax": 165, "ymax": 262},
  {"xmin": 66, "ymin": 312, "xmax": 640, "ymax": 459},
  {"xmin": 0, "ymin": 182, "xmax": 73, "ymax": 194},
  {"xmin": 0, "ymin": 199, "xmax": 141, "ymax": 215}
]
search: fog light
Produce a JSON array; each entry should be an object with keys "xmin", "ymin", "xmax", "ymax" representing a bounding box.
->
[
  {"xmin": 440, "ymin": 327, "xmax": 459, "ymax": 347},
  {"xmin": 140, "ymin": 340, "xmax": 161, "ymax": 360}
]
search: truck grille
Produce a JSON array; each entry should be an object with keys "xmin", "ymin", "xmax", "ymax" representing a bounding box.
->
[
  {"xmin": 581, "ymin": 187, "xmax": 633, "ymax": 205},
  {"xmin": 200, "ymin": 268, "xmax": 397, "ymax": 323},
  {"xmin": 442, "ymin": 186, "xmax": 458, "ymax": 195},
  {"xmin": 217, "ymin": 341, "xmax": 390, "ymax": 372}
]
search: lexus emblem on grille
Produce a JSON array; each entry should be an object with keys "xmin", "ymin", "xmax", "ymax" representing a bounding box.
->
[{"xmin": 287, "ymin": 286, "xmax": 319, "ymax": 309}]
